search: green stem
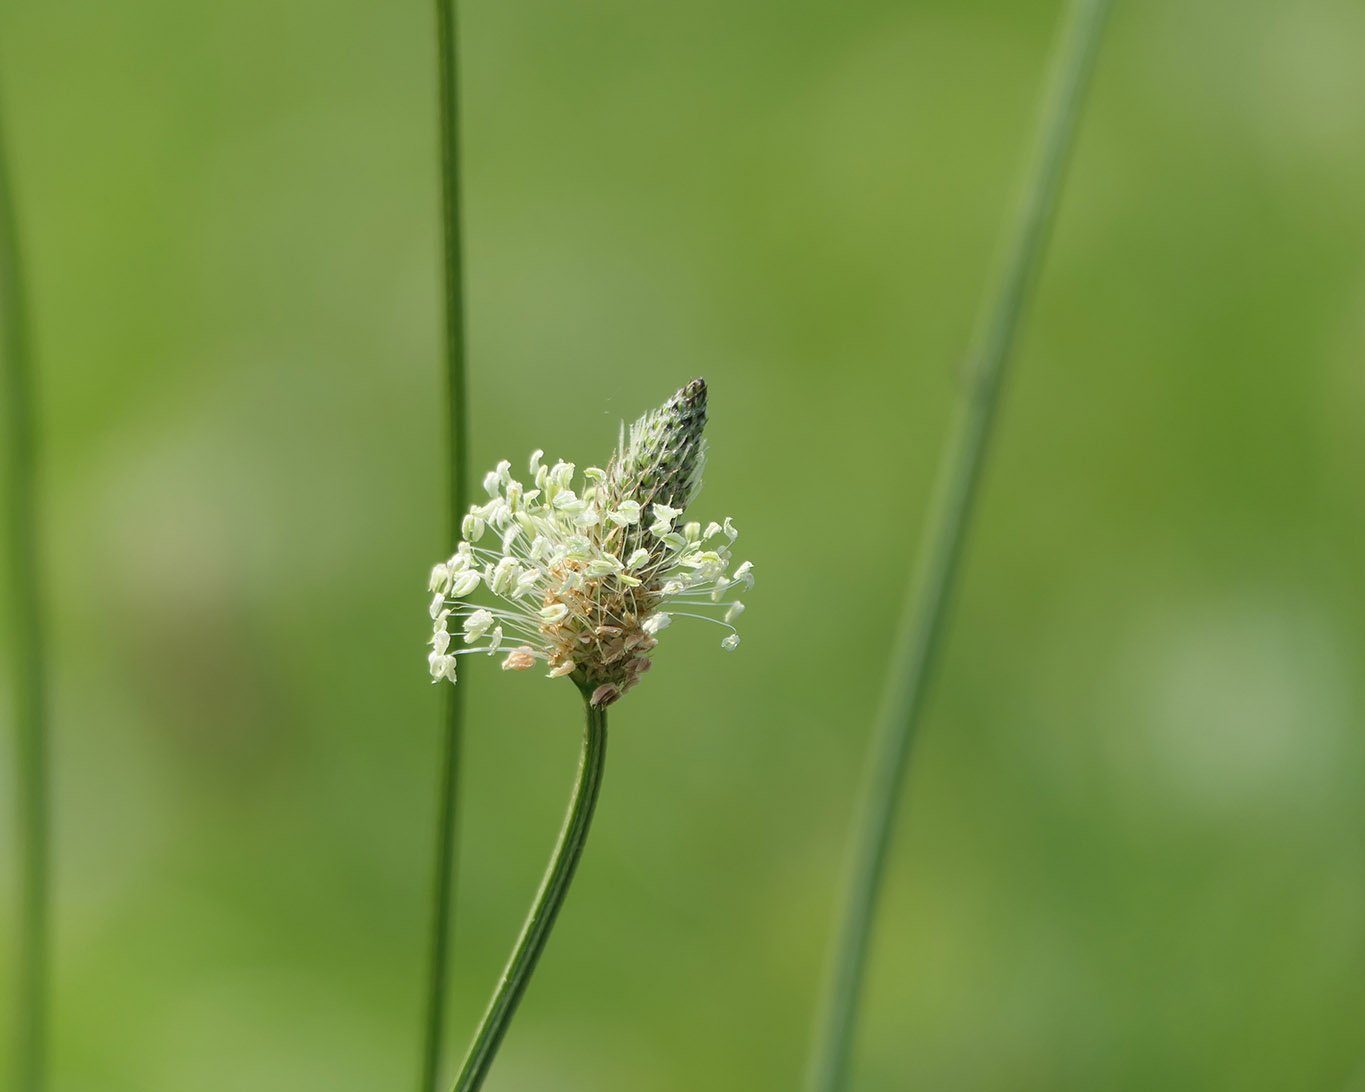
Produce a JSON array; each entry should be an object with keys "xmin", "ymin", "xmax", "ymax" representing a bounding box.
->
[
  {"xmin": 803, "ymin": 3, "xmax": 1113, "ymax": 1089},
  {"xmin": 449, "ymin": 698, "xmax": 609, "ymax": 1092},
  {"xmin": 1, "ymin": 99, "xmax": 50, "ymax": 1092},
  {"xmin": 420, "ymin": 0, "xmax": 471, "ymax": 1089}
]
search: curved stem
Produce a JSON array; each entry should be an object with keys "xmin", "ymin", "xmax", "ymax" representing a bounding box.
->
[
  {"xmin": 420, "ymin": 0, "xmax": 471, "ymax": 1088},
  {"xmin": 803, "ymin": 3, "xmax": 1114, "ymax": 1089},
  {"xmin": 1, "ymin": 97, "xmax": 50, "ymax": 1092},
  {"xmin": 450, "ymin": 698, "xmax": 609, "ymax": 1092}
]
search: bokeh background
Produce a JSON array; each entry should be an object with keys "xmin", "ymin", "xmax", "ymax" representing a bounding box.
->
[{"xmin": 3, "ymin": 0, "xmax": 1364, "ymax": 1089}]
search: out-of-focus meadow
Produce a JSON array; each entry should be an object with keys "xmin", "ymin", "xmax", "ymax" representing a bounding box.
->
[{"xmin": 2, "ymin": 0, "xmax": 1364, "ymax": 1089}]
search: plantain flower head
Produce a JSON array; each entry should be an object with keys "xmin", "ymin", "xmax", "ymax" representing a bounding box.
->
[{"xmin": 426, "ymin": 379, "xmax": 752, "ymax": 707}]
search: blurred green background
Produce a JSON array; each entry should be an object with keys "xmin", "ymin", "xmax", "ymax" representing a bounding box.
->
[{"xmin": 3, "ymin": 0, "xmax": 1364, "ymax": 1089}]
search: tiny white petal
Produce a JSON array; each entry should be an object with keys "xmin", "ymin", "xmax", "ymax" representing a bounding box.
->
[
  {"xmin": 491, "ymin": 557, "xmax": 521, "ymax": 596},
  {"xmin": 549, "ymin": 461, "xmax": 575, "ymax": 488},
  {"xmin": 681, "ymin": 550, "xmax": 722, "ymax": 571},
  {"xmin": 450, "ymin": 570, "xmax": 482, "ymax": 597},
  {"xmin": 540, "ymin": 602, "xmax": 570, "ymax": 624},
  {"xmin": 724, "ymin": 601, "xmax": 746, "ymax": 624},
  {"xmin": 585, "ymin": 556, "xmax": 622, "ymax": 578},
  {"xmin": 429, "ymin": 651, "xmax": 458, "ymax": 682},
  {"xmin": 642, "ymin": 613, "xmax": 672, "ymax": 636},
  {"xmin": 463, "ymin": 609, "xmax": 495, "ymax": 642},
  {"xmin": 428, "ymin": 593, "xmax": 446, "ymax": 620},
  {"xmin": 721, "ymin": 634, "xmax": 740, "ymax": 651}
]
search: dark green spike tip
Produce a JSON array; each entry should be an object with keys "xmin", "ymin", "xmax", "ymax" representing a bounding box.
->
[{"xmin": 608, "ymin": 378, "xmax": 709, "ymax": 520}]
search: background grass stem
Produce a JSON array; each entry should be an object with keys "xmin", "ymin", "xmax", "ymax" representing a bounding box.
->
[
  {"xmin": 450, "ymin": 698, "xmax": 609, "ymax": 1092},
  {"xmin": 1, "ymin": 99, "xmax": 51, "ymax": 1092},
  {"xmin": 803, "ymin": 2, "xmax": 1114, "ymax": 1088},
  {"xmin": 420, "ymin": 1, "xmax": 471, "ymax": 1089}
]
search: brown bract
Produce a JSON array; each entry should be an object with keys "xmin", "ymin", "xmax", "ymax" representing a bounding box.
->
[{"xmin": 537, "ymin": 558, "xmax": 660, "ymax": 706}]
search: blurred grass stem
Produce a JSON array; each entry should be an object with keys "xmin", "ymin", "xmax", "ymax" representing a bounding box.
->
[
  {"xmin": 1, "ymin": 101, "xmax": 50, "ymax": 1092},
  {"xmin": 421, "ymin": 0, "xmax": 471, "ymax": 1089},
  {"xmin": 449, "ymin": 697, "xmax": 609, "ymax": 1092},
  {"xmin": 803, "ymin": 2, "xmax": 1113, "ymax": 1088}
]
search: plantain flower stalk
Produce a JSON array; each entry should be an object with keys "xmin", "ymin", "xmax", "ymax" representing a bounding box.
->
[
  {"xmin": 425, "ymin": 378, "xmax": 752, "ymax": 708},
  {"xmin": 427, "ymin": 379, "xmax": 751, "ymax": 1092}
]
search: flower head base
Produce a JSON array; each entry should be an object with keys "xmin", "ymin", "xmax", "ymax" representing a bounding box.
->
[{"xmin": 426, "ymin": 379, "xmax": 751, "ymax": 707}]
